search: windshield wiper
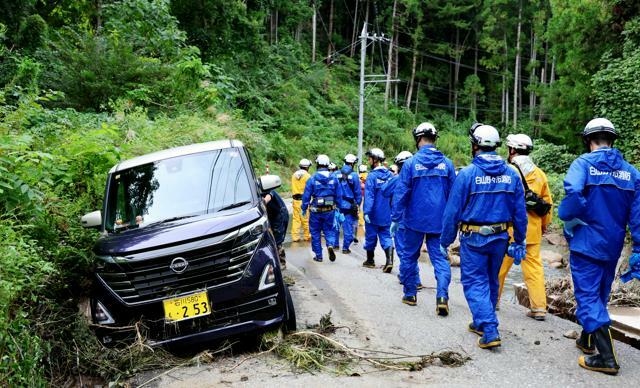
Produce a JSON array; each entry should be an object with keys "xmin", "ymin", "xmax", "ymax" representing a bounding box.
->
[
  {"xmin": 218, "ymin": 201, "xmax": 251, "ymax": 212},
  {"xmin": 145, "ymin": 215, "xmax": 198, "ymax": 227}
]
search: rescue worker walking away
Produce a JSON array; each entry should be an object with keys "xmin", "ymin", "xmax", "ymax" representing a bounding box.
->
[
  {"xmin": 334, "ymin": 154, "xmax": 362, "ymax": 254},
  {"xmin": 302, "ymin": 155, "xmax": 343, "ymax": 262},
  {"xmin": 362, "ymin": 148, "xmax": 394, "ymax": 271},
  {"xmin": 356, "ymin": 164, "xmax": 368, "ymax": 240},
  {"xmin": 498, "ymin": 134, "xmax": 553, "ymax": 321},
  {"xmin": 441, "ymin": 124, "xmax": 527, "ymax": 349},
  {"xmin": 391, "ymin": 123, "xmax": 456, "ymax": 312},
  {"xmin": 558, "ymin": 118, "xmax": 640, "ymax": 375},
  {"xmin": 382, "ymin": 151, "xmax": 424, "ymax": 290},
  {"xmin": 263, "ymin": 190, "xmax": 289, "ymax": 268},
  {"xmin": 291, "ymin": 159, "xmax": 312, "ymax": 242}
]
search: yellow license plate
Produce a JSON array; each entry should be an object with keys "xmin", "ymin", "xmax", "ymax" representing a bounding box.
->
[{"xmin": 163, "ymin": 291, "xmax": 211, "ymax": 322}]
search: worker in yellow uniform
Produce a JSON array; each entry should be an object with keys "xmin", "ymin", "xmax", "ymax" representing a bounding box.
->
[
  {"xmin": 497, "ymin": 134, "xmax": 553, "ymax": 321},
  {"xmin": 291, "ymin": 159, "xmax": 312, "ymax": 242},
  {"xmin": 356, "ymin": 164, "xmax": 368, "ymax": 242}
]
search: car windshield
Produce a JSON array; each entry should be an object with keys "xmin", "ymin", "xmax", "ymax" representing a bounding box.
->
[{"xmin": 105, "ymin": 148, "xmax": 253, "ymax": 232}]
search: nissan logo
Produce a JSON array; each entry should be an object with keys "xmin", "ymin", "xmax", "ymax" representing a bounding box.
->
[{"xmin": 169, "ymin": 257, "xmax": 189, "ymax": 274}]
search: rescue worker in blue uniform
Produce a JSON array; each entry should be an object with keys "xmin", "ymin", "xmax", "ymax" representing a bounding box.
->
[
  {"xmin": 391, "ymin": 123, "xmax": 456, "ymax": 312},
  {"xmin": 263, "ymin": 190, "xmax": 289, "ymax": 267},
  {"xmin": 334, "ymin": 153, "xmax": 362, "ymax": 254},
  {"xmin": 362, "ymin": 148, "xmax": 394, "ymax": 271},
  {"xmin": 558, "ymin": 118, "xmax": 640, "ymax": 375},
  {"xmin": 382, "ymin": 151, "xmax": 425, "ymax": 290},
  {"xmin": 441, "ymin": 124, "xmax": 528, "ymax": 349},
  {"xmin": 302, "ymin": 155, "xmax": 343, "ymax": 262}
]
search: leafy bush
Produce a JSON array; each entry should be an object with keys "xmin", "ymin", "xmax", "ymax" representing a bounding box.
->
[{"xmin": 530, "ymin": 139, "xmax": 577, "ymax": 174}]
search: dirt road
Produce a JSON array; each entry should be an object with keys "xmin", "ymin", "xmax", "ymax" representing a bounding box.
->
[{"xmin": 132, "ymin": 238, "xmax": 640, "ymax": 387}]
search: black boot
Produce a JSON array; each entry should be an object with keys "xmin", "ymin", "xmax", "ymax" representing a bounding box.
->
[
  {"xmin": 362, "ymin": 250, "xmax": 375, "ymax": 268},
  {"xmin": 578, "ymin": 326, "xmax": 620, "ymax": 375},
  {"xmin": 576, "ymin": 330, "xmax": 595, "ymax": 355},
  {"xmin": 328, "ymin": 246, "xmax": 336, "ymax": 262},
  {"xmin": 436, "ymin": 297, "xmax": 449, "ymax": 317},
  {"xmin": 382, "ymin": 247, "xmax": 394, "ymax": 273}
]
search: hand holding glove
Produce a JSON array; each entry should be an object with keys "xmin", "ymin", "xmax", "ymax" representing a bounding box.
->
[
  {"xmin": 364, "ymin": 214, "xmax": 371, "ymax": 224},
  {"xmin": 508, "ymin": 242, "xmax": 527, "ymax": 265},
  {"xmin": 440, "ymin": 245, "xmax": 449, "ymax": 260},
  {"xmin": 563, "ymin": 218, "xmax": 587, "ymax": 238},
  {"xmin": 390, "ymin": 222, "xmax": 399, "ymax": 236}
]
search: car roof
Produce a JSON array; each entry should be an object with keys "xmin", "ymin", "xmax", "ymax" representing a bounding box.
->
[{"xmin": 109, "ymin": 140, "xmax": 244, "ymax": 173}]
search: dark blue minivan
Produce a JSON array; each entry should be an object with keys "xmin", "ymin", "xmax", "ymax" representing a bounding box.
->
[{"xmin": 81, "ymin": 140, "xmax": 295, "ymax": 346}]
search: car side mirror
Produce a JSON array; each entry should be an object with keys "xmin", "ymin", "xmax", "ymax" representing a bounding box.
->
[
  {"xmin": 259, "ymin": 174, "xmax": 281, "ymax": 193},
  {"xmin": 81, "ymin": 210, "xmax": 102, "ymax": 229}
]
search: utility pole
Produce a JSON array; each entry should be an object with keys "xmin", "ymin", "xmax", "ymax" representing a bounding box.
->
[
  {"xmin": 312, "ymin": 1, "xmax": 317, "ymax": 62},
  {"xmin": 357, "ymin": 24, "xmax": 367, "ymax": 163},
  {"xmin": 357, "ymin": 24, "xmax": 397, "ymax": 163}
]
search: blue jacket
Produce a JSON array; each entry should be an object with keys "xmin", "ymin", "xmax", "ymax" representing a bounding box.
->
[
  {"xmin": 391, "ymin": 145, "xmax": 456, "ymax": 234},
  {"xmin": 302, "ymin": 169, "xmax": 343, "ymax": 212},
  {"xmin": 441, "ymin": 152, "xmax": 528, "ymax": 247},
  {"xmin": 364, "ymin": 166, "xmax": 394, "ymax": 226},
  {"xmin": 333, "ymin": 165, "xmax": 362, "ymax": 210},
  {"xmin": 381, "ymin": 175, "xmax": 399, "ymax": 199},
  {"xmin": 558, "ymin": 147, "xmax": 640, "ymax": 261}
]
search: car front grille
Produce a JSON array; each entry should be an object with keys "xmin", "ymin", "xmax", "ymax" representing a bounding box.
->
[{"xmin": 97, "ymin": 230, "xmax": 262, "ymax": 305}]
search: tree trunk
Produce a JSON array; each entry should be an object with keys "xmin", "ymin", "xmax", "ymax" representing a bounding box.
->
[
  {"xmin": 513, "ymin": 1, "xmax": 522, "ymax": 128},
  {"xmin": 350, "ymin": 0, "xmax": 360, "ymax": 57},
  {"xmin": 529, "ymin": 29, "xmax": 537, "ymax": 121},
  {"xmin": 550, "ymin": 56, "xmax": 556, "ymax": 84},
  {"xmin": 473, "ymin": 40, "xmax": 478, "ymax": 114},
  {"xmin": 384, "ymin": 0, "xmax": 398, "ymax": 111},
  {"xmin": 275, "ymin": 8, "xmax": 279, "ymax": 45},
  {"xmin": 454, "ymin": 27, "xmax": 460, "ymax": 121},
  {"xmin": 406, "ymin": 51, "xmax": 418, "ymax": 109},
  {"xmin": 95, "ymin": 0, "xmax": 102, "ymax": 30},
  {"xmin": 326, "ymin": 0, "xmax": 334, "ymax": 64},
  {"xmin": 415, "ymin": 58, "xmax": 423, "ymax": 115},
  {"xmin": 394, "ymin": 36, "xmax": 399, "ymax": 105},
  {"xmin": 312, "ymin": 1, "xmax": 317, "ymax": 62}
]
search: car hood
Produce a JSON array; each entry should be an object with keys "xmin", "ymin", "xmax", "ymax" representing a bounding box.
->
[{"xmin": 95, "ymin": 206, "xmax": 263, "ymax": 256}]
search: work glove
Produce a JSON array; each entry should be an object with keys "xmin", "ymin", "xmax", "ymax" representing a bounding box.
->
[
  {"xmin": 507, "ymin": 242, "xmax": 527, "ymax": 265},
  {"xmin": 364, "ymin": 214, "xmax": 371, "ymax": 224},
  {"xmin": 333, "ymin": 210, "xmax": 345, "ymax": 229},
  {"xmin": 620, "ymin": 253, "xmax": 640, "ymax": 283},
  {"xmin": 302, "ymin": 208, "xmax": 307, "ymax": 217},
  {"xmin": 440, "ymin": 245, "xmax": 449, "ymax": 260},
  {"xmin": 390, "ymin": 222, "xmax": 399, "ymax": 236},
  {"xmin": 563, "ymin": 218, "xmax": 587, "ymax": 238}
]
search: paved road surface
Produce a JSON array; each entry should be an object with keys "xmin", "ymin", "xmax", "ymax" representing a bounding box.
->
[{"xmin": 137, "ymin": 238, "xmax": 640, "ymax": 387}]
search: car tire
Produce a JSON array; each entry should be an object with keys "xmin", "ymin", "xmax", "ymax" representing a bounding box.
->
[{"xmin": 282, "ymin": 285, "xmax": 297, "ymax": 334}]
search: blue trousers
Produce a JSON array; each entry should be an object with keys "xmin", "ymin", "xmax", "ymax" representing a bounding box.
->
[
  {"xmin": 460, "ymin": 233, "xmax": 508, "ymax": 337},
  {"xmin": 309, "ymin": 211, "xmax": 337, "ymax": 259},
  {"xmin": 337, "ymin": 210, "xmax": 356, "ymax": 250},
  {"xmin": 570, "ymin": 252, "xmax": 617, "ymax": 333},
  {"xmin": 364, "ymin": 223, "xmax": 392, "ymax": 251},
  {"xmin": 397, "ymin": 227, "xmax": 450, "ymax": 298}
]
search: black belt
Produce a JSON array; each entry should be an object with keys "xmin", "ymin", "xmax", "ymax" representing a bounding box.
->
[
  {"xmin": 311, "ymin": 206, "xmax": 335, "ymax": 213},
  {"xmin": 292, "ymin": 194, "xmax": 302, "ymax": 200},
  {"xmin": 460, "ymin": 223, "xmax": 509, "ymax": 236}
]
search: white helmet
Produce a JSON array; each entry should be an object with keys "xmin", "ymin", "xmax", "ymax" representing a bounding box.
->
[
  {"xmin": 344, "ymin": 153, "xmax": 358, "ymax": 164},
  {"xmin": 358, "ymin": 164, "xmax": 368, "ymax": 173},
  {"xmin": 315, "ymin": 154, "xmax": 330, "ymax": 167},
  {"xmin": 506, "ymin": 134, "xmax": 533, "ymax": 151},
  {"xmin": 583, "ymin": 118, "xmax": 617, "ymax": 139},
  {"xmin": 299, "ymin": 158, "xmax": 312, "ymax": 168},
  {"xmin": 470, "ymin": 124, "xmax": 501, "ymax": 148},
  {"xmin": 365, "ymin": 148, "xmax": 385, "ymax": 161},
  {"xmin": 394, "ymin": 151, "xmax": 413, "ymax": 164},
  {"xmin": 412, "ymin": 122, "xmax": 437, "ymax": 140}
]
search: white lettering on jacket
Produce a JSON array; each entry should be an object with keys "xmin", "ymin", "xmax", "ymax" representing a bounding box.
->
[
  {"xmin": 475, "ymin": 175, "xmax": 512, "ymax": 185},
  {"xmin": 589, "ymin": 166, "xmax": 631, "ymax": 181},
  {"xmin": 415, "ymin": 163, "xmax": 447, "ymax": 171}
]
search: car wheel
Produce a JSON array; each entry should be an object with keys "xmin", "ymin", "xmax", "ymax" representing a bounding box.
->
[{"xmin": 282, "ymin": 285, "xmax": 297, "ymax": 334}]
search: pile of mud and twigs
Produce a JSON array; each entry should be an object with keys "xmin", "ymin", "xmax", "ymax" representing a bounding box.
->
[
  {"xmin": 245, "ymin": 312, "xmax": 471, "ymax": 375},
  {"xmin": 546, "ymin": 265, "xmax": 640, "ymax": 317}
]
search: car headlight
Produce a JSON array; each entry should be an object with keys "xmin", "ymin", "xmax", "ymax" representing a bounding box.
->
[{"xmin": 258, "ymin": 263, "xmax": 276, "ymax": 291}]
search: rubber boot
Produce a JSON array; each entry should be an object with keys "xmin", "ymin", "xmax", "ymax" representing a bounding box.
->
[
  {"xmin": 468, "ymin": 322, "xmax": 483, "ymax": 336},
  {"xmin": 576, "ymin": 330, "xmax": 595, "ymax": 355},
  {"xmin": 362, "ymin": 251, "xmax": 375, "ymax": 268},
  {"xmin": 436, "ymin": 297, "xmax": 449, "ymax": 317},
  {"xmin": 478, "ymin": 332, "xmax": 501, "ymax": 349},
  {"xmin": 578, "ymin": 326, "xmax": 620, "ymax": 375},
  {"xmin": 328, "ymin": 246, "xmax": 336, "ymax": 262},
  {"xmin": 382, "ymin": 247, "xmax": 394, "ymax": 273},
  {"xmin": 402, "ymin": 295, "xmax": 417, "ymax": 306}
]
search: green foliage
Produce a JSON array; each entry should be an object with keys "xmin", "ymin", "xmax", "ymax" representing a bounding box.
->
[{"xmin": 530, "ymin": 139, "xmax": 577, "ymax": 174}]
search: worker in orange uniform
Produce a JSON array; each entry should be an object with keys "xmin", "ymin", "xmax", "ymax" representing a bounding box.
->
[
  {"xmin": 497, "ymin": 134, "xmax": 553, "ymax": 321},
  {"xmin": 355, "ymin": 164, "xmax": 368, "ymax": 242},
  {"xmin": 291, "ymin": 158, "xmax": 312, "ymax": 242}
]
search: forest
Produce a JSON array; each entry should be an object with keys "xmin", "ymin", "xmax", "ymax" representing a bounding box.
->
[{"xmin": 1, "ymin": 0, "xmax": 640, "ymax": 385}]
